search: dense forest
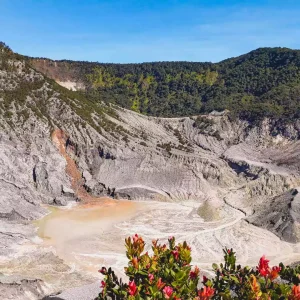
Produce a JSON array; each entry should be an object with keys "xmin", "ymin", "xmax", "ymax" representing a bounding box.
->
[{"xmin": 28, "ymin": 47, "xmax": 300, "ymax": 121}]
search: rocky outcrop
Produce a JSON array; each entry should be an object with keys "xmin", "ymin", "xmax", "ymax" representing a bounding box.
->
[
  {"xmin": 61, "ymin": 185, "xmax": 75, "ymax": 197},
  {"xmin": 82, "ymin": 170, "xmax": 108, "ymax": 197},
  {"xmin": 247, "ymin": 188, "xmax": 300, "ymax": 243},
  {"xmin": 0, "ymin": 251, "xmax": 92, "ymax": 300},
  {"xmin": 0, "ymin": 278, "xmax": 50, "ymax": 300}
]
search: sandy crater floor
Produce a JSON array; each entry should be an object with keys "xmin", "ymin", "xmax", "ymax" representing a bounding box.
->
[{"xmin": 34, "ymin": 199, "xmax": 300, "ymax": 282}]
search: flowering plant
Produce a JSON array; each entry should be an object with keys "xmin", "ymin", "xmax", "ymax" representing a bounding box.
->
[
  {"xmin": 197, "ymin": 248, "xmax": 300, "ymax": 299},
  {"xmin": 96, "ymin": 235, "xmax": 300, "ymax": 299}
]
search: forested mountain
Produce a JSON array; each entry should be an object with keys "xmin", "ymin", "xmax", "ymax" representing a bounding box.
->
[{"xmin": 30, "ymin": 47, "xmax": 300, "ymax": 121}]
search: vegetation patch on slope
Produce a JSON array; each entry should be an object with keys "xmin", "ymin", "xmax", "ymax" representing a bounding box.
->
[
  {"xmin": 30, "ymin": 47, "xmax": 300, "ymax": 122},
  {"xmin": 0, "ymin": 42, "xmax": 129, "ymax": 138}
]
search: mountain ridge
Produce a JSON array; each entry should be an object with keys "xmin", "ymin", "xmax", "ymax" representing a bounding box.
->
[
  {"xmin": 27, "ymin": 46, "xmax": 300, "ymax": 63},
  {"xmin": 26, "ymin": 46, "xmax": 300, "ymax": 121}
]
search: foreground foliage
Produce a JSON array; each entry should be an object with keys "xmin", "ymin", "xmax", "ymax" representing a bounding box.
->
[{"xmin": 96, "ymin": 235, "xmax": 300, "ymax": 299}]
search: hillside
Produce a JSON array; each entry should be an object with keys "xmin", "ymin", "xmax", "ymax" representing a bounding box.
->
[{"xmin": 31, "ymin": 47, "xmax": 300, "ymax": 121}]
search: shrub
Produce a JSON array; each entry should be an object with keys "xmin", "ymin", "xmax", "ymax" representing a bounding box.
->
[
  {"xmin": 193, "ymin": 116, "xmax": 214, "ymax": 130},
  {"xmin": 96, "ymin": 235, "xmax": 300, "ymax": 299}
]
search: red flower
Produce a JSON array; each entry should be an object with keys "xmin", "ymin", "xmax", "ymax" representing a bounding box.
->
[
  {"xmin": 202, "ymin": 275, "xmax": 208, "ymax": 283},
  {"xmin": 163, "ymin": 286, "xmax": 173, "ymax": 299},
  {"xmin": 128, "ymin": 280, "xmax": 138, "ymax": 296},
  {"xmin": 148, "ymin": 273, "xmax": 154, "ymax": 283},
  {"xmin": 156, "ymin": 278, "xmax": 166, "ymax": 290},
  {"xmin": 171, "ymin": 250, "xmax": 179, "ymax": 260},
  {"xmin": 133, "ymin": 234, "xmax": 139, "ymax": 243},
  {"xmin": 270, "ymin": 266, "xmax": 281, "ymax": 280},
  {"xmin": 257, "ymin": 255, "xmax": 270, "ymax": 277},
  {"xmin": 190, "ymin": 266, "xmax": 200, "ymax": 279},
  {"xmin": 198, "ymin": 286, "xmax": 215, "ymax": 300},
  {"xmin": 100, "ymin": 280, "xmax": 106, "ymax": 288},
  {"xmin": 227, "ymin": 249, "xmax": 231, "ymax": 254},
  {"xmin": 98, "ymin": 267, "xmax": 107, "ymax": 275}
]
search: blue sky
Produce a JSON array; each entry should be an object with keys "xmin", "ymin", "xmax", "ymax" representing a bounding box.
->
[{"xmin": 1, "ymin": 0, "xmax": 300, "ymax": 63}]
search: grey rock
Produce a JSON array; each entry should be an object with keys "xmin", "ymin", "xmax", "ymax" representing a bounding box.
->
[
  {"xmin": 84, "ymin": 181, "xmax": 106, "ymax": 196},
  {"xmin": 54, "ymin": 197, "xmax": 68, "ymax": 206},
  {"xmin": 0, "ymin": 277, "xmax": 50, "ymax": 300},
  {"xmin": 82, "ymin": 170, "xmax": 92, "ymax": 182},
  {"xmin": 247, "ymin": 188, "xmax": 300, "ymax": 243},
  {"xmin": 47, "ymin": 281, "xmax": 100, "ymax": 300},
  {"xmin": 61, "ymin": 185, "xmax": 75, "ymax": 197},
  {"xmin": 33, "ymin": 162, "xmax": 49, "ymax": 192}
]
